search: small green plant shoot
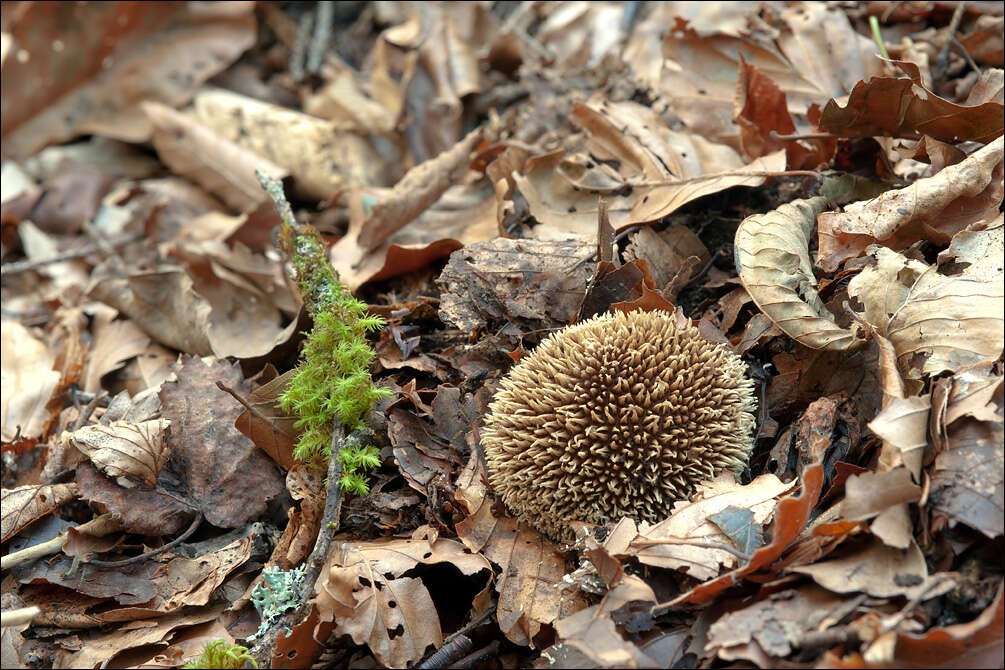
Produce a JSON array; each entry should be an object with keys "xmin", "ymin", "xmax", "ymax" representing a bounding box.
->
[
  {"xmin": 269, "ymin": 193, "xmax": 390, "ymax": 495},
  {"xmin": 184, "ymin": 640, "xmax": 256, "ymax": 669}
]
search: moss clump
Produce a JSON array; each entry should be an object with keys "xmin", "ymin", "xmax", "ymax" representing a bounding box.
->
[
  {"xmin": 184, "ymin": 641, "xmax": 256, "ymax": 669},
  {"xmin": 276, "ymin": 225, "xmax": 390, "ymax": 495}
]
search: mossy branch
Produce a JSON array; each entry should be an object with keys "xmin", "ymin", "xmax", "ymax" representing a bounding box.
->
[{"xmin": 256, "ymin": 171, "xmax": 390, "ymax": 494}]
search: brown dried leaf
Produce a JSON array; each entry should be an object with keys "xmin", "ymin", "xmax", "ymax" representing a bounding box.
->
[
  {"xmin": 88, "ymin": 269, "xmax": 214, "ymax": 356},
  {"xmin": 437, "ymin": 236, "xmax": 596, "ymax": 334},
  {"xmin": 817, "ymin": 137, "xmax": 1004, "ymax": 271},
  {"xmin": 76, "ymin": 461, "xmax": 189, "ymax": 536},
  {"xmin": 553, "ymin": 575, "xmax": 659, "ymax": 669},
  {"xmin": 143, "ymin": 101, "xmax": 288, "ymax": 212},
  {"xmin": 658, "ymin": 462, "xmax": 824, "ymax": 609},
  {"xmin": 610, "ymin": 473, "xmax": 795, "ymax": 581},
  {"xmin": 192, "ymin": 88, "xmax": 383, "ymax": 201},
  {"xmin": 81, "ymin": 313, "xmax": 150, "ymax": 394},
  {"xmin": 826, "ymin": 581, "xmax": 1005, "ymax": 669},
  {"xmin": 169, "ymin": 241, "xmax": 298, "ymax": 359},
  {"xmin": 159, "ymin": 356, "xmax": 284, "ymax": 528},
  {"xmin": 848, "ymin": 226, "xmax": 1005, "ymax": 380},
  {"xmin": 735, "ymin": 197, "xmax": 861, "ymax": 350},
  {"xmin": 791, "ymin": 538, "xmax": 949, "ymax": 599},
  {"xmin": 930, "ymin": 373, "xmax": 1004, "ymax": 538},
  {"xmin": 63, "ymin": 419, "xmax": 171, "ymax": 489},
  {"xmin": 388, "ymin": 386, "xmax": 472, "ymax": 494},
  {"xmin": 1, "ymin": 2, "xmax": 255, "ymax": 160},
  {"xmin": 1, "ymin": 321, "xmax": 61, "ymax": 442},
  {"xmin": 58, "ymin": 603, "xmax": 230, "ymax": 668},
  {"xmin": 331, "ymin": 181, "xmax": 499, "ymax": 291},
  {"xmin": 1, "ymin": 483, "xmax": 77, "ymax": 542},
  {"xmin": 454, "ymin": 454, "xmax": 587, "ymax": 646},
  {"xmin": 707, "ymin": 584, "xmax": 850, "ymax": 661},
  {"xmin": 773, "ymin": 4, "xmax": 886, "ymax": 109},
  {"xmin": 735, "ymin": 58, "xmax": 835, "ymax": 169},
  {"xmin": 315, "ymin": 534, "xmax": 491, "ymax": 667},
  {"xmin": 569, "ymin": 100, "xmax": 787, "ymax": 226},
  {"xmin": 357, "ymin": 128, "xmax": 482, "ymax": 252},
  {"xmin": 840, "ymin": 468, "xmax": 922, "ymax": 522},
  {"xmin": 818, "ymin": 64, "xmax": 1005, "ymax": 145},
  {"xmin": 234, "ymin": 369, "xmax": 298, "ymax": 472}
]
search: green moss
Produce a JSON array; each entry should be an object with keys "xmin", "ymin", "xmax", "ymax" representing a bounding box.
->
[
  {"xmin": 276, "ymin": 226, "xmax": 390, "ymax": 494},
  {"xmin": 184, "ymin": 641, "xmax": 256, "ymax": 669}
]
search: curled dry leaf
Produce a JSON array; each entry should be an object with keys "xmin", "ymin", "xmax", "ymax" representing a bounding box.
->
[
  {"xmin": 356, "ymin": 127, "xmax": 482, "ymax": 252},
  {"xmin": 567, "ymin": 100, "xmax": 787, "ymax": 228},
  {"xmin": 734, "ymin": 197, "xmax": 860, "ymax": 350},
  {"xmin": 315, "ymin": 534, "xmax": 491, "ymax": 668},
  {"xmin": 604, "ymin": 473, "xmax": 795, "ymax": 581},
  {"xmin": 848, "ymin": 225, "xmax": 1005, "ymax": 380},
  {"xmin": 1, "ymin": 320, "xmax": 61, "ymax": 442},
  {"xmin": 1, "ymin": 483, "xmax": 78, "ymax": 542},
  {"xmin": 929, "ymin": 370, "xmax": 1004, "ymax": 538},
  {"xmin": 656, "ymin": 461, "xmax": 823, "ymax": 610},
  {"xmin": 50, "ymin": 604, "xmax": 228, "ymax": 667},
  {"xmin": 331, "ymin": 180, "xmax": 499, "ymax": 291},
  {"xmin": 818, "ymin": 62, "xmax": 1005, "ymax": 145},
  {"xmin": 843, "ymin": 581, "xmax": 1004, "ymax": 669},
  {"xmin": 817, "ymin": 137, "xmax": 1004, "ymax": 272},
  {"xmin": 63, "ymin": 419, "xmax": 172, "ymax": 489}
]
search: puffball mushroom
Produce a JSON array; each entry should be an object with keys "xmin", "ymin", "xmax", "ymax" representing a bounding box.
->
[{"xmin": 481, "ymin": 310, "xmax": 758, "ymax": 540}]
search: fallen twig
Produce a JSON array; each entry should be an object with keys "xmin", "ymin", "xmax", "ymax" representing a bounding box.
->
[
  {"xmin": 0, "ymin": 232, "xmax": 143, "ymax": 277},
  {"xmin": 1, "ymin": 514, "xmax": 122, "ymax": 572}
]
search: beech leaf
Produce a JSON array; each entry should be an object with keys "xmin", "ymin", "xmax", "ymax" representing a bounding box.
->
[{"xmin": 735, "ymin": 197, "xmax": 860, "ymax": 350}]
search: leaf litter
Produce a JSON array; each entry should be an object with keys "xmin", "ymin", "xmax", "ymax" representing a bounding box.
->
[{"xmin": 1, "ymin": 2, "xmax": 1002, "ymax": 669}]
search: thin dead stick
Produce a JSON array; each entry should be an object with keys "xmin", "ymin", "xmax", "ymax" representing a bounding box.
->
[
  {"xmin": 1, "ymin": 606, "xmax": 41, "ymax": 628},
  {"xmin": 86, "ymin": 511, "xmax": 202, "ymax": 568},
  {"xmin": 300, "ymin": 419, "xmax": 345, "ymax": 595},
  {"xmin": 417, "ymin": 634, "xmax": 473, "ymax": 669},
  {"xmin": 215, "ymin": 381, "xmax": 275, "ymax": 428},
  {"xmin": 249, "ymin": 421, "xmax": 383, "ymax": 669},
  {"xmin": 306, "ymin": 1, "xmax": 334, "ymax": 74},
  {"xmin": 1, "ymin": 514, "xmax": 123, "ymax": 571},
  {"xmin": 449, "ymin": 641, "xmax": 502, "ymax": 669},
  {"xmin": 256, "ymin": 170, "xmax": 299, "ymax": 230},
  {"xmin": 769, "ymin": 131, "xmax": 841, "ymax": 141},
  {"xmin": 0, "ymin": 232, "xmax": 143, "ymax": 277},
  {"xmin": 631, "ymin": 169, "xmax": 824, "ymax": 189},
  {"xmin": 934, "ymin": 1, "xmax": 967, "ymax": 81},
  {"xmin": 417, "ymin": 606, "xmax": 496, "ymax": 668}
]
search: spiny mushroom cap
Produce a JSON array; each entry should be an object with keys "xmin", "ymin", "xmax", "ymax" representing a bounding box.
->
[{"xmin": 481, "ymin": 310, "xmax": 757, "ymax": 540}]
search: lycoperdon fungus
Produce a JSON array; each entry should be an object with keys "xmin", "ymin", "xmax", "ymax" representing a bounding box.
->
[{"xmin": 481, "ymin": 310, "xmax": 758, "ymax": 540}]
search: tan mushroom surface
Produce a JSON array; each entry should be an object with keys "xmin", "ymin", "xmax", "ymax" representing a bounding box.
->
[{"xmin": 481, "ymin": 310, "xmax": 758, "ymax": 540}]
